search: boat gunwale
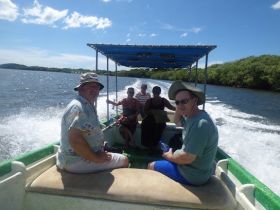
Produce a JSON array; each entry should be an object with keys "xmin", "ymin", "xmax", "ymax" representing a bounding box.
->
[{"xmin": 0, "ymin": 143, "xmax": 55, "ymax": 177}]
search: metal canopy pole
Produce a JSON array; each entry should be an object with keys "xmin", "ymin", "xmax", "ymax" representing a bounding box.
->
[
  {"xmin": 203, "ymin": 54, "xmax": 209, "ymax": 110},
  {"xmin": 96, "ymin": 50, "xmax": 98, "ymax": 72},
  {"xmin": 106, "ymin": 57, "xmax": 109, "ymax": 121},
  {"xmin": 195, "ymin": 61, "xmax": 198, "ymax": 87},
  {"xmin": 95, "ymin": 50, "xmax": 98, "ymax": 108},
  {"xmin": 188, "ymin": 65, "xmax": 192, "ymax": 83},
  {"xmin": 115, "ymin": 62, "xmax": 118, "ymax": 116}
]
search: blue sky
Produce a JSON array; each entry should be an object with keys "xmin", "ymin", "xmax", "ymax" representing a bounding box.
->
[{"xmin": 0, "ymin": 0, "xmax": 280, "ymax": 70}]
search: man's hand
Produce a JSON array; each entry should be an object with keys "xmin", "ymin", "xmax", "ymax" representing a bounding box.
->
[
  {"xmin": 162, "ymin": 148, "xmax": 196, "ymax": 165},
  {"xmin": 95, "ymin": 151, "xmax": 112, "ymax": 163},
  {"xmin": 162, "ymin": 148, "xmax": 173, "ymax": 160},
  {"xmin": 69, "ymin": 128, "xmax": 111, "ymax": 163}
]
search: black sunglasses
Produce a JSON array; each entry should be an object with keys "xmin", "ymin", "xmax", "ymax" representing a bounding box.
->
[{"xmin": 175, "ymin": 98, "xmax": 192, "ymax": 105}]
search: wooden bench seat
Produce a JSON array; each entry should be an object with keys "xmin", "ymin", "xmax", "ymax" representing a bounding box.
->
[{"xmin": 26, "ymin": 166, "xmax": 236, "ymax": 210}]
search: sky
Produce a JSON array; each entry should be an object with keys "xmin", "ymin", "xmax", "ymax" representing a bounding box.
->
[{"xmin": 0, "ymin": 0, "xmax": 280, "ymax": 70}]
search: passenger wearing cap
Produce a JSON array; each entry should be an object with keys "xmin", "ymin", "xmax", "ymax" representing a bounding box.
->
[
  {"xmin": 56, "ymin": 72, "xmax": 129, "ymax": 173},
  {"xmin": 147, "ymin": 81, "xmax": 218, "ymax": 186}
]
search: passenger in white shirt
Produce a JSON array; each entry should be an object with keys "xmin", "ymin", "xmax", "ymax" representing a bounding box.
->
[{"xmin": 135, "ymin": 84, "xmax": 151, "ymax": 118}]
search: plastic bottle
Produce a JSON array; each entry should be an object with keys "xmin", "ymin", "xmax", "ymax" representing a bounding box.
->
[{"xmin": 159, "ymin": 140, "xmax": 170, "ymax": 153}]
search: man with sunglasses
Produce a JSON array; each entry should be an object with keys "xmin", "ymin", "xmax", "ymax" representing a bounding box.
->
[{"xmin": 147, "ymin": 81, "xmax": 218, "ymax": 186}]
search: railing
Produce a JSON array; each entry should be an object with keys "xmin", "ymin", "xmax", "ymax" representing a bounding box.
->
[
  {"xmin": 0, "ymin": 143, "xmax": 57, "ymax": 177},
  {"xmin": 216, "ymin": 148, "xmax": 280, "ymax": 210}
]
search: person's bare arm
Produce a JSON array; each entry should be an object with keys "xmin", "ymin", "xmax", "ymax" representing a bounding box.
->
[
  {"xmin": 69, "ymin": 128, "xmax": 111, "ymax": 163},
  {"xmin": 164, "ymin": 98, "xmax": 176, "ymax": 111},
  {"xmin": 106, "ymin": 99, "xmax": 121, "ymax": 106},
  {"xmin": 136, "ymin": 100, "xmax": 141, "ymax": 115},
  {"xmin": 162, "ymin": 148, "xmax": 196, "ymax": 164}
]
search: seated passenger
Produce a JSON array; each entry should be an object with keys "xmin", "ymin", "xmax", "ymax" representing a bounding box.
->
[
  {"xmin": 107, "ymin": 87, "xmax": 140, "ymax": 148},
  {"xmin": 56, "ymin": 72, "xmax": 129, "ymax": 173},
  {"xmin": 141, "ymin": 86, "xmax": 175, "ymax": 153},
  {"xmin": 147, "ymin": 81, "xmax": 218, "ymax": 186}
]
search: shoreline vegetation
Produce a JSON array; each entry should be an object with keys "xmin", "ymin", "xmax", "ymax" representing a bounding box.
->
[{"xmin": 1, "ymin": 55, "xmax": 279, "ymax": 92}]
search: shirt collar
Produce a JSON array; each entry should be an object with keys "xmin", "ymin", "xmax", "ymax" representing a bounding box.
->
[
  {"xmin": 76, "ymin": 95, "xmax": 97, "ymax": 113},
  {"xmin": 76, "ymin": 95, "xmax": 90, "ymax": 105}
]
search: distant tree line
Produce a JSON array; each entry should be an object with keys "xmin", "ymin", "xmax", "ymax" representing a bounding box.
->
[
  {"xmin": 116, "ymin": 55, "xmax": 280, "ymax": 92},
  {"xmin": 0, "ymin": 63, "xmax": 91, "ymax": 74},
  {"xmin": 1, "ymin": 55, "xmax": 279, "ymax": 91}
]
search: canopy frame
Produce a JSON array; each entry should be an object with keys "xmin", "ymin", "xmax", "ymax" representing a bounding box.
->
[{"xmin": 88, "ymin": 44, "xmax": 216, "ymax": 120}]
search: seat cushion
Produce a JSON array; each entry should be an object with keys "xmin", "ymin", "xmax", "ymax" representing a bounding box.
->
[{"xmin": 27, "ymin": 166, "xmax": 236, "ymax": 209}]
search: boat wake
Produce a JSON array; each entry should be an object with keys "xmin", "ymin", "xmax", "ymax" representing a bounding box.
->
[
  {"xmin": 0, "ymin": 107, "xmax": 62, "ymax": 161},
  {"xmin": 206, "ymin": 100, "xmax": 280, "ymax": 197}
]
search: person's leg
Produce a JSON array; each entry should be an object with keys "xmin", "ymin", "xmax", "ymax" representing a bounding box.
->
[
  {"xmin": 154, "ymin": 123, "xmax": 166, "ymax": 143},
  {"xmin": 128, "ymin": 123, "xmax": 137, "ymax": 146},
  {"xmin": 147, "ymin": 161, "xmax": 155, "ymax": 170},
  {"xmin": 147, "ymin": 160, "xmax": 192, "ymax": 185},
  {"xmin": 141, "ymin": 118, "xmax": 149, "ymax": 147},
  {"xmin": 65, "ymin": 153, "xmax": 129, "ymax": 173},
  {"xmin": 141, "ymin": 115, "xmax": 155, "ymax": 148},
  {"xmin": 140, "ymin": 106, "xmax": 145, "ymax": 119},
  {"xmin": 149, "ymin": 123, "xmax": 166, "ymax": 152},
  {"xmin": 122, "ymin": 125, "xmax": 135, "ymax": 146},
  {"xmin": 125, "ymin": 127, "xmax": 135, "ymax": 146},
  {"xmin": 119, "ymin": 125, "xmax": 130, "ymax": 147}
]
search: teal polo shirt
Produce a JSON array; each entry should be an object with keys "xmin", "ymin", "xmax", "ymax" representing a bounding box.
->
[{"xmin": 176, "ymin": 111, "xmax": 218, "ymax": 185}]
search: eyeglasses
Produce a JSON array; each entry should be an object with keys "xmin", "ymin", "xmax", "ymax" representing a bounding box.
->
[
  {"xmin": 175, "ymin": 98, "xmax": 192, "ymax": 105},
  {"xmin": 128, "ymin": 91, "xmax": 134, "ymax": 94}
]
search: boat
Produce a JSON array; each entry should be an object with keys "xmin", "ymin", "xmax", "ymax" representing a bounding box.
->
[{"xmin": 1, "ymin": 44, "xmax": 280, "ymax": 210}]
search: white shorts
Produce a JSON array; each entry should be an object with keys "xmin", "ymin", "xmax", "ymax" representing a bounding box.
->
[{"xmin": 64, "ymin": 153, "xmax": 128, "ymax": 173}]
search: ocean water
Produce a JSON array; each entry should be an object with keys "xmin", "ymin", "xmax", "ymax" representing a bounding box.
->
[{"xmin": 0, "ymin": 68, "xmax": 280, "ymax": 196}]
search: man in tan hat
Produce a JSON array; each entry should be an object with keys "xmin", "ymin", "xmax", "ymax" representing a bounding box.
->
[
  {"xmin": 147, "ymin": 80, "xmax": 218, "ymax": 186},
  {"xmin": 56, "ymin": 72, "xmax": 129, "ymax": 173}
]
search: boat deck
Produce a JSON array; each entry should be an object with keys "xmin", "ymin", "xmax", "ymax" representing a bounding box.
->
[{"xmin": 25, "ymin": 165, "xmax": 236, "ymax": 210}]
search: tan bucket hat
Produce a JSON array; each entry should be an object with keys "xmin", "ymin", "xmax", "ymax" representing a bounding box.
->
[
  {"xmin": 74, "ymin": 72, "xmax": 104, "ymax": 91},
  {"xmin": 168, "ymin": 80, "xmax": 205, "ymax": 105}
]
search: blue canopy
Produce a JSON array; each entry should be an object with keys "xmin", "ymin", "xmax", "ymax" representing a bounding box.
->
[{"xmin": 87, "ymin": 44, "xmax": 216, "ymax": 69}]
